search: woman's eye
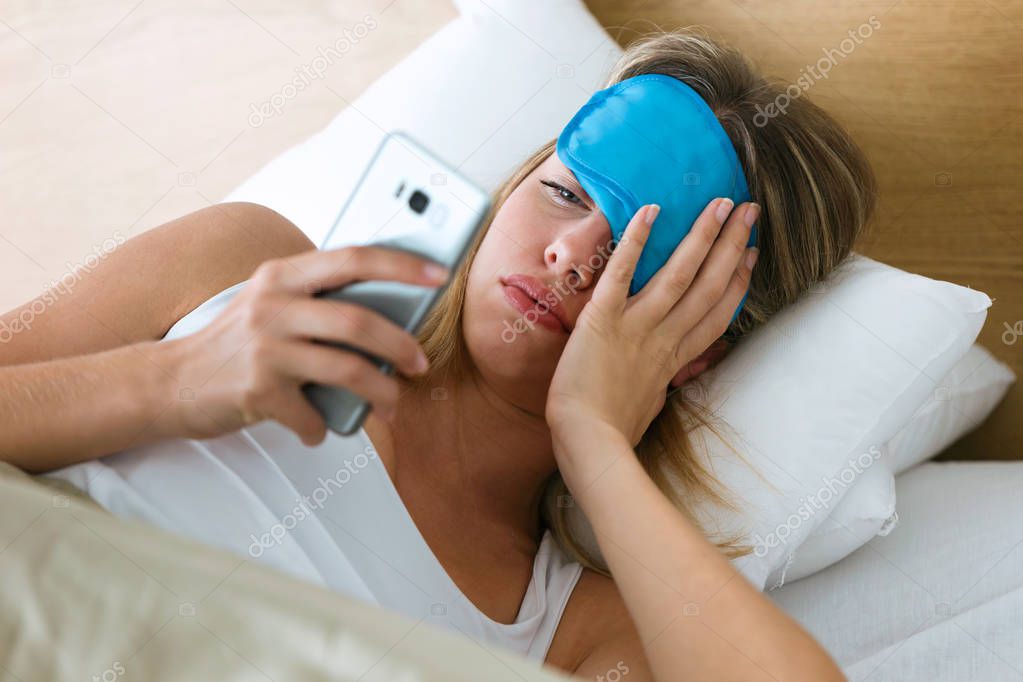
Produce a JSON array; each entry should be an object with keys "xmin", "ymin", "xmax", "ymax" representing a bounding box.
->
[{"xmin": 540, "ymin": 179, "xmax": 583, "ymax": 207}]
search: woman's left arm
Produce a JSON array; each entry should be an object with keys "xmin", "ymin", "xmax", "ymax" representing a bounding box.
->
[
  {"xmin": 555, "ymin": 420, "xmax": 843, "ymax": 681},
  {"xmin": 546, "ymin": 200, "xmax": 845, "ymax": 682}
]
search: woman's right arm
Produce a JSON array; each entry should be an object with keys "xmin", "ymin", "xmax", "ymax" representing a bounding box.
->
[
  {"xmin": 1, "ymin": 204, "xmax": 447, "ymax": 473},
  {"xmin": 0, "ymin": 337, "xmax": 187, "ymax": 473},
  {"xmin": 1, "ymin": 201, "xmax": 316, "ymax": 473},
  {"xmin": 0, "ymin": 202, "xmax": 317, "ymax": 367}
]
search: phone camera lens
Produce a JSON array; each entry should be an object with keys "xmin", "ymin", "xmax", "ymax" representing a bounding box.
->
[{"xmin": 408, "ymin": 190, "xmax": 430, "ymax": 214}]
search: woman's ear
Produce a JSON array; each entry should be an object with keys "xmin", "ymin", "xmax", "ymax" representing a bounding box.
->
[{"xmin": 669, "ymin": 338, "xmax": 732, "ymax": 388}]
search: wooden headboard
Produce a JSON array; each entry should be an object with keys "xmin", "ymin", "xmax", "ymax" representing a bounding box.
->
[{"xmin": 586, "ymin": 0, "xmax": 1022, "ymax": 459}]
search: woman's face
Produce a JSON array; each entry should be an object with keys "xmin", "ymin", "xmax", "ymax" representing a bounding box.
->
[{"xmin": 462, "ymin": 152, "xmax": 614, "ymax": 416}]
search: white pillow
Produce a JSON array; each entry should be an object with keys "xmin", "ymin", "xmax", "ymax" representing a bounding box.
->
[
  {"xmin": 218, "ymin": 0, "xmax": 993, "ymax": 590},
  {"xmin": 565, "ymin": 255, "xmax": 990, "ymax": 589},
  {"xmin": 785, "ymin": 343, "xmax": 1015, "ymax": 583},
  {"xmin": 887, "ymin": 343, "xmax": 1015, "ymax": 474},
  {"xmin": 782, "ymin": 455, "xmax": 898, "ymax": 584},
  {"xmin": 562, "ymin": 448, "xmax": 900, "ymax": 589}
]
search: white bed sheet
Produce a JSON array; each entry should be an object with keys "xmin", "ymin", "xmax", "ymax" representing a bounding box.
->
[{"xmin": 771, "ymin": 461, "xmax": 1023, "ymax": 681}]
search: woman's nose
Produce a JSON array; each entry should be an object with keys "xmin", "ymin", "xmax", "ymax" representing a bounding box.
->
[{"xmin": 542, "ymin": 223, "xmax": 611, "ymax": 290}]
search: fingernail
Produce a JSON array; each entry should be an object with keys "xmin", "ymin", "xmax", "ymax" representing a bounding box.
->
[
  {"xmin": 644, "ymin": 204, "xmax": 660, "ymax": 226},
  {"xmin": 744, "ymin": 203, "xmax": 761, "ymax": 228},
  {"xmin": 424, "ymin": 262, "xmax": 449, "ymax": 282},
  {"xmin": 745, "ymin": 247, "xmax": 759, "ymax": 269},
  {"xmin": 415, "ymin": 351, "xmax": 429, "ymax": 373},
  {"xmin": 715, "ymin": 197, "xmax": 734, "ymax": 223}
]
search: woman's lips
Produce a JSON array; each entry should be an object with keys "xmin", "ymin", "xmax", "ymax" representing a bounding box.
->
[{"xmin": 501, "ymin": 283, "xmax": 567, "ymax": 334}]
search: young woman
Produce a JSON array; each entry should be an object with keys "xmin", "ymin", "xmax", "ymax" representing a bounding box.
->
[{"xmin": 0, "ymin": 30, "xmax": 874, "ymax": 681}]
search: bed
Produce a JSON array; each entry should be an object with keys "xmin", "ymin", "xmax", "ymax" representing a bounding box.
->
[
  {"xmin": 0, "ymin": 461, "xmax": 569, "ymax": 681},
  {"xmin": 772, "ymin": 461, "xmax": 1023, "ymax": 681},
  {"xmin": 1, "ymin": 0, "xmax": 1020, "ymax": 679},
  {"xmin": 5, "ymin": 459, "xmax": 1021, "ymax": 680}
]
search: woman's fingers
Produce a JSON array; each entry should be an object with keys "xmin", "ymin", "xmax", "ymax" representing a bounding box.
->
[
  {"xmin": 272, "ymin": 297, "xmax": 427, "ymax": 378},
  {"xmin": 676, "ymin": 242, "xmax": 758, "ymax": 363},
  {"xmin": 635, "ymin": 197, "xmax": 734, "ymax": 319},
  {"xmin": 253, "ymin": 245, "xmax": 450, "ymax": 295},
  {"xmin": 593, "ymin": 204, "xmax": 659, "ymax": 310},
  {"xmin": 263, "ymin": 386, "xmax": 329, "ymax": 446},
  {"xmin": 271, "ymin": 340, "xmax": 402, "ymax": 415},
  {"xmin": 662, "ymin": 202, "xmax": 758, "ymax": 336}
]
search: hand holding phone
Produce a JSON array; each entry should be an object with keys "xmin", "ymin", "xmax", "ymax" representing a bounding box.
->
[
  {"xmin": 301, "ymin": 131, "xmax": 491, "ymax": 435},
  {"xmin": 165, "ymin": 244, "xmax": 452, "ymax": 447}
]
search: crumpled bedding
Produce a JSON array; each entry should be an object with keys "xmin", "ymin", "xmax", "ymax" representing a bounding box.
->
[
  {"xmin": 771, "ymin": 461, "xmax": 1023, "ymax": 681},
  {"xmin": 0, "ymin": 462, "xmax": 569, "ymax": 682}
]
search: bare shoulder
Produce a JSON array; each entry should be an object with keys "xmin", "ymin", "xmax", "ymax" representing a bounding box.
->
[
  {"xmin": 155, "ymin": 202, "xmax": 316, "ymax": 325},
  {"xmin": 546, "ymin": 568, "xmax": 650, "ymax": 679},
  {"xmin": 0, "ymin": 202, "xmax": 314, "ymax": 366}
]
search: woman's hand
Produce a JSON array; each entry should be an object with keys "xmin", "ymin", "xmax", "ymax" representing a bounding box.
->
[
  {"xmin": 545, "ymin": 198, "xmax": 759, "ymax": 449},
  {"xmin": 163, "ymin": 246, "xmax": 449, "ymax": 445},
  {"xmin": 545, "ymin": 200, "xmax": 847, "ymax": 682}
]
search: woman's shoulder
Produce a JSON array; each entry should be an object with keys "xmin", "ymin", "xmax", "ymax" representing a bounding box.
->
[
  {"xmin": 161, "ymin": 203, "xmax": 315, "ymax": 337},
  {"xmin": 2, "ymin": 202, "xmax": 315, "ymax": 367},
  {"xmin": 545, "ymin": 567, "xmax": 641, "ymax": 671}
]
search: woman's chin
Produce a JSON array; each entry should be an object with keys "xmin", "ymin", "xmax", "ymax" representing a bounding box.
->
[{"xmin": 463, "ymin": 318, "xmax": 558, "ymax": 382}]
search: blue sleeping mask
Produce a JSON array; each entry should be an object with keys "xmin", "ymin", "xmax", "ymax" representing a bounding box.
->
[{"xmin": 556, "ymin": 73, "xmax": 756, "ymax": 322}]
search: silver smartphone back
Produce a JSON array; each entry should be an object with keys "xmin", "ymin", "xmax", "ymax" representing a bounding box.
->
[{"xmin": 302, "ymin": 131, "xmax": 491, "ymax": 436}]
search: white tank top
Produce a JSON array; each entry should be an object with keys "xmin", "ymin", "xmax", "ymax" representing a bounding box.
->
[{"xmin": 47, "ymin": 279, "xmax": 583, "ymax": 662}]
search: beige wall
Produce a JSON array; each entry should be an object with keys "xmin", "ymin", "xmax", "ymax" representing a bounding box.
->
[
  {"xmin": 584, "ymin": 0, "xmax": 1023, "ymax": 458},
  {"xmin": 0, "ymin": 0, "xmax": 454, "ymax": 307}
]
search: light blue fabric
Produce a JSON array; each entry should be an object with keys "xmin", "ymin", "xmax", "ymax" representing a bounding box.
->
[{"xmin": 557, "ymin": 74, "xmax": 756, "ymax": 320}]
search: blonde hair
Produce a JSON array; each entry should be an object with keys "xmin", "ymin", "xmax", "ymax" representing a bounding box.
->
[{"xmin": 408, "ymin": 29, "xmax": 877, "ymax": 573}]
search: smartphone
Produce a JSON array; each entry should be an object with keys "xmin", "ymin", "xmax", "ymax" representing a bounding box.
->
[{"xmin": 302, "ymin": 131, "xmax": 491, "ymax": 436}]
